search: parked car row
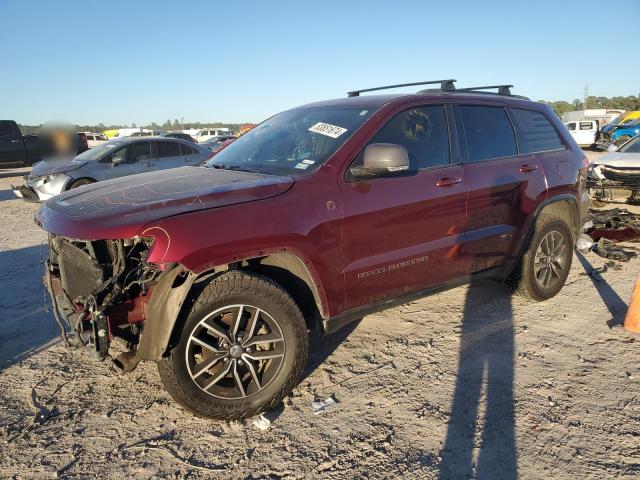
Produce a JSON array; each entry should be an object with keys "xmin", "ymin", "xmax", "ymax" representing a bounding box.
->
[
  {"xmin": 100, "ymin": 127, "xmax": 238, "ymax": 143},
  {"xmin": 564, "ymin": 110, "xmax": 640, "ymax": 150},
  {"xmin": 596, "ymin": 118, "xmax": 640, "ymax": 149}
]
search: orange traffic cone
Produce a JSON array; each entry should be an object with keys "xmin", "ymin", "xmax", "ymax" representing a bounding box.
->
[{"xmin": 624, "ymin": 275, "xmax": 640, "ymax": 334}]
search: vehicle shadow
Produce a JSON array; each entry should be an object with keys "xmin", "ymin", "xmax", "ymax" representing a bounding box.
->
[
  {"xmin": 0, "ymin": 189, "xmax": 17, "ymax": 202},
  {"xmin": 0, "ymin": 168, "xmax": 27, "ymax": 180},
  {"xmin": 0, "ymin": 245, "xmax": 60, "ymax": 371},
  {"xmin": 303, "ymin": 319, "xmax": 361, "ymax": 383},
  {"xmin": 438, "ymin": 279, "xmax": 517, "ymax": 479},
  {"xmin": 575, "ymin": 251, "xmax": 628, "ymax": 326}
]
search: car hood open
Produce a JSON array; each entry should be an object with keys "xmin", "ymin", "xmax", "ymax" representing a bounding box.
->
[
  {"xmin": 36, "ymin": 166, "xmax": 295, "ymax": 239},
  {"xmin": 592, "ymin": 152, "xmax": 640, "ymax": 169}
]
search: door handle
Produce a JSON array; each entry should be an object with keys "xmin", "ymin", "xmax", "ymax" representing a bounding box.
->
[
  {"xmin": 435, "ymin": 177, "xmax": 462, "ymax": 187},
  {"xmin": 519, "ymin": 164, "xmax": 538, "ymax": 173},
  {"xmin": 10, "ymin": 139, "xmax": 21, "ymax": 143},
  {"xmin": 145, "ymin": 162, "xmax": 154, "ymax": 167}
]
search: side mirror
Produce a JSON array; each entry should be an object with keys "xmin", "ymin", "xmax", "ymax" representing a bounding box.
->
[
  {"xmin": 111, "ymin": 156, "xmax": 123, "ymax": 166},
  {"xmin": 361, "ymin": 143, "xmax": 410, "ymax": 175}
]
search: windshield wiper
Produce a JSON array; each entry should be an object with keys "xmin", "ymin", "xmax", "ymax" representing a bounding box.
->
[{"xmin": 208, "ymin": 163, "xmax": 269, "ymax": 175}]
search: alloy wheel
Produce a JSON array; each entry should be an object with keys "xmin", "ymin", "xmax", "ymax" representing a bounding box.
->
[
  {"xmin": 185, "ymin": 304, "xmax": 285, "ymax": 399},
  {"xmin": 534, "ymin": 230, "xmax": 567, "ymax": 289}
]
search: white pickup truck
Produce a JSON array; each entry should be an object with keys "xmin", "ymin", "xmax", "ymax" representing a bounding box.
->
[{"xmin": 564, "ymin": 120, "xmax": 599, "ymax": 148}]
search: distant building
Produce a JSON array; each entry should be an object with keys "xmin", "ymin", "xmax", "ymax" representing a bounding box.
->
[{"xmin": 562, "ymin": 109, "xmax": 625, "ymax": 126}]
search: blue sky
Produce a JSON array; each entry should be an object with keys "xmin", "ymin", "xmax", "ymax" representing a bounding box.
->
[{"xmin": 1, "ymin": 0, "xmax": 638, "ymax": 125}]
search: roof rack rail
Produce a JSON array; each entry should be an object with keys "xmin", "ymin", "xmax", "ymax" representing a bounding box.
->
[
  {"xmin": 347, "ymin": 79, "xmax": 456, "ymax": 97},
  {"xmin": 455, "ymin": 84, "xmax": 514, "ymax": 96}
]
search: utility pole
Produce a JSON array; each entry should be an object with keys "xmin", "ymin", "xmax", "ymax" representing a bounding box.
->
[{"xmin": 583, "ymin": 85, "xmax": 589, "ymax": 110}]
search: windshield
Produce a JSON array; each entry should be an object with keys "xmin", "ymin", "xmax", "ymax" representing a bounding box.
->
[
  {"xmin": 74, "ymin": 141, "xmax": 121, "ymax": 161},
  {"xmin": 205, "ymin": 106, "xmax": 377, "ymax": 175},
  {"xmin": 619, "ymin": 135, "xmax": 640, "ymax": 153}
]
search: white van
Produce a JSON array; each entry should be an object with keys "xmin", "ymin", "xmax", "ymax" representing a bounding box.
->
[
  {"xmin": 82, "ymin": 132, "xmax": 109, "ymax": 148},
  {"xmin": 194, "ymin": 128, "xmax": 232, "ymax": 143},
  {"xmin": 564, "ymin": 120, "xmax": 599, "ymax": 147}
]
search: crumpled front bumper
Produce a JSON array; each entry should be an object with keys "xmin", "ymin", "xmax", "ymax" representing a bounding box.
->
[
  {"xmin": 11, "ymin": 181, "xmax": 40, "ymax": 202},
  {"xmin": 12, "ymin": 173, "xmax": 71, "ymax": 202}
]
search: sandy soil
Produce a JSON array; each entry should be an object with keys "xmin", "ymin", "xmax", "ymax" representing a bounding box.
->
[{"xmin": 0, "ymin": 158, "xmax": 639, "ymax": 479}]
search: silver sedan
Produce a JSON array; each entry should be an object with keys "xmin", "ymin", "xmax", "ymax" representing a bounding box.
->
[{"xmin": 12, "ymin": 136, "xmax": 213, "ymax": 202}]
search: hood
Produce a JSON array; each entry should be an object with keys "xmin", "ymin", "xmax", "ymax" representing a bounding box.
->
[
  {"xmin": 592, "ymin": 152, "xmax": 640, "ymax": 169},
  {"xmin": 30, "ymin": 156, "xmax": 87, "ymax": 178},
  {"xmin": 36, "ymin": 166, "xmax": 294, "ymax": 239}
]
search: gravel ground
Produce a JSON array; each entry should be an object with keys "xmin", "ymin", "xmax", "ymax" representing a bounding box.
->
[{"xmin": 0, "ymin": 157, "xmax": 639, "ymax": 479}]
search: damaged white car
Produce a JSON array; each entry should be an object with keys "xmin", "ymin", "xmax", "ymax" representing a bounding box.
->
[{"xmin": 589, "ymin": 135, "xmax": 640, "ymax": 186}]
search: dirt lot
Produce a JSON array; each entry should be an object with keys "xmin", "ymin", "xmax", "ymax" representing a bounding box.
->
[{"xmin": 0, "ymin": 156, "xmax": 639, "ymax": 479}]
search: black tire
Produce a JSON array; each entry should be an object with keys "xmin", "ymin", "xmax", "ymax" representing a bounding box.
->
[
  {"xmin": 509, "ymin": 215, "xmax": 573, "ymax": 302},
  {"xmin": 158, "ymin": 271, "xmax": 308, "ymax": 420},
  {"xmin": 68, "ymin": 178, "xmax": 94, "ymax": 189}
]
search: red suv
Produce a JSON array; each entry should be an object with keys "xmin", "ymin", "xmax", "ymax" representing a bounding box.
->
[{"xmin": 37, "ymin": 80, "xmax": 589, "ymax": 420}]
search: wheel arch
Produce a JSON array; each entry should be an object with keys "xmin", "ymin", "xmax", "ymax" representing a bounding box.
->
[
  {"xmin": 502, "ymin": 193, "xmax": 581, "ymax": 283},
  {"xmin": 66, "ymin": 176, "xmax": 97, "ymax": 190},
  {"xmin": 534, "ymin": 194, "xmax": 581, "ymax": 241},
  {"xmin": 114, "ymin": 252, "xmax": 327, "ymax": 372}
]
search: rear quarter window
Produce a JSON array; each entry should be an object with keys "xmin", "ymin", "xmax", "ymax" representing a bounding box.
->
[
  {"xmin": 459, "ymin": 105, "xmax": 517, "ymax": 162},
  {"xmin": 512, "ymin": 108, "xmax": 564, "ymax": 154}
]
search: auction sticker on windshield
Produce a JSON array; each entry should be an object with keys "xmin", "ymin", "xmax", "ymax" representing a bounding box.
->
[{"xmin": 308, "ymin": 122, "xmax": 348, "ymax": 139}]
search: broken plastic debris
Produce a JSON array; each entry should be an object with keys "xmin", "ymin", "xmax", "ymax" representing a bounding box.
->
[
  {"xmin": 251, "ymin": 414, "xmax": 271, "ymax": 431},
  {"xmin": 312, "ymin": 395, "xmax": 339, "ymax": 415},
  {"xmin": 576, "ymin": 233, "xmax": 594, "ymax": 253},
  {"xmin": 593, "ymin": 238, "xmax": 637, "ymax": 262}
]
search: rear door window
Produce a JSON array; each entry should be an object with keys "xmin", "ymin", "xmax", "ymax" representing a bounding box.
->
[
  {"xmin": 156, "ymin": 141, "xmax": 182, "ymax": 158},
  {"xmin": 459, "ymin": 105, "xmax": 517, "ymax": 162},
  {"xmin": 512, "ymin": 108, "xmax": 564, "ymax": 154}
]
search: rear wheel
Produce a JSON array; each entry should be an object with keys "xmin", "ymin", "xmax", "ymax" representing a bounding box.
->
[
  {"xmin": 510, "ymin": 215, "xmax": 573, "ymax": 301},
  {"xmin": 158, "ymin": 271, "xmax": 308, "ymax": 420},
  {"xmin": 68, "ymin": 178, "xmax": 94, "ymax": 189}
]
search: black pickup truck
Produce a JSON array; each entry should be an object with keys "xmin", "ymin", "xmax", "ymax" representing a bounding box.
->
[
  {"xmin": 0, "ymin": 121, "xmax": 92, "ymax": 168},
  {"xmin": 0, "ymin": 120, "xmax": 43, "ymax": 167}
]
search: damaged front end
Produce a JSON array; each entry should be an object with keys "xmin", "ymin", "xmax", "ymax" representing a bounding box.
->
[{"xmin": 45, "ymin": 234, "xmax": 194, "ymax": 371}]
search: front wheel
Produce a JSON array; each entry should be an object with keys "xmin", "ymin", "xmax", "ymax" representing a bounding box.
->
[
  {"xmin": 509, "ymin": 215, "xmax": 573, "ymax": 301},
  {"xmin": 68, "ymin": 178, "xmax": 95, "ymax": 189},
  {"xmin": 158, "ymin": 271, "xmax": 308, "ymax": 420}
]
